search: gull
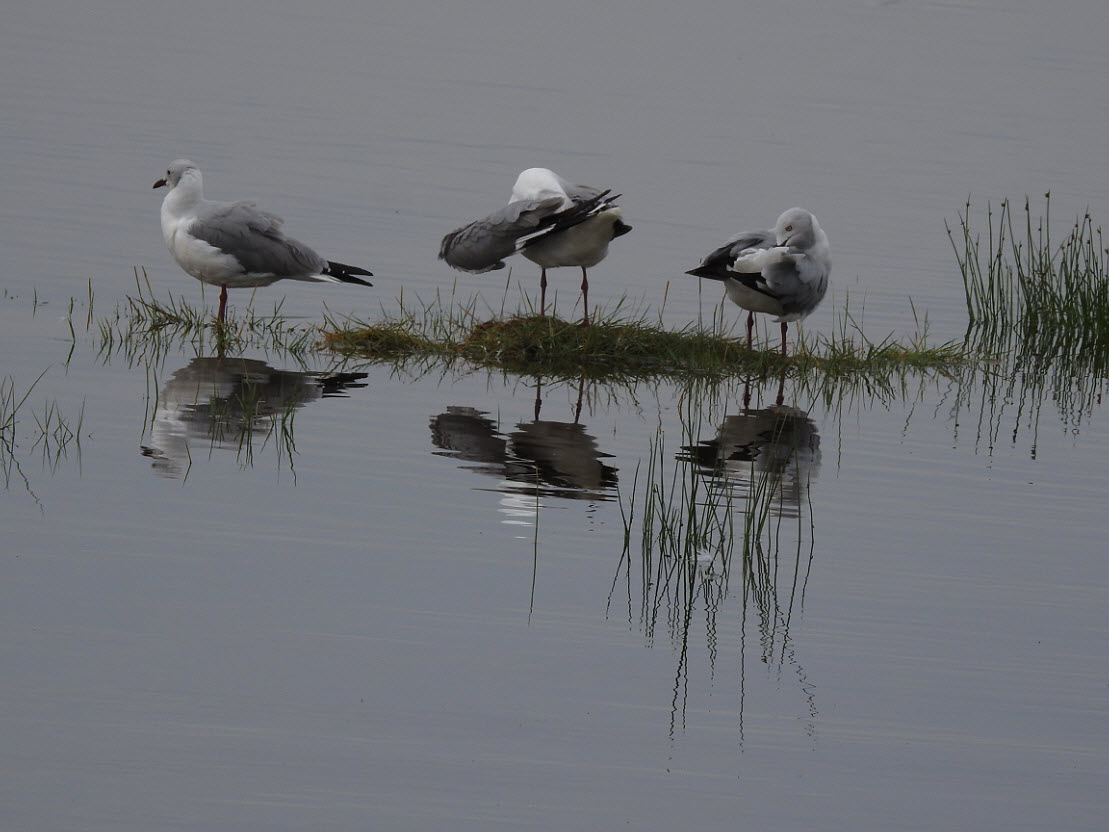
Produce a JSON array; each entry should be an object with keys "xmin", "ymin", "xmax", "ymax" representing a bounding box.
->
[
  {"xmin": 153, "ymin": 159, "xmax": 373, "ymax": 322},
  {"xmin": 439, "ymin": 168, "xmax": 631, "ymax": 325},
  {"xmin": 686, "ymin": 207, "xmax": 830, "ymax": 356}
]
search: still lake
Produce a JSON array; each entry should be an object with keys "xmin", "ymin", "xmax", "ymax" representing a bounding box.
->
[{"xmin": 2, "ymin": 1, "xmax": 1107, "ymax": 830}]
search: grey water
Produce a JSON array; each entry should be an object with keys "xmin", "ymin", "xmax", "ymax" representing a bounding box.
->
[{"xmin": 2, "ymin": 1, "xmax": 1108, "ymax": 830}]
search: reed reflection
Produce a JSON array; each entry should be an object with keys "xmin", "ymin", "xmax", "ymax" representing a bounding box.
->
[
  {"xmin": 141, "ymin": 356, "xmax": 367, "ymax": 477},
  {"xmin": 429, "ymin": 379, "xmax": 617, "ymax": 508},
  {"xmin": 612, "ymin": 381, "xmax": 821, "ymax": 743},
  {"xmin": 944, "ymin": 322, "xmax": 1109, "ymax": 460}
]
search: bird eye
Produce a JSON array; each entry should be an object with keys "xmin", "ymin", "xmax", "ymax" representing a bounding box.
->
[{"xmin": 785, "ymin": 224, "xmax": 793, "ymax": 231}]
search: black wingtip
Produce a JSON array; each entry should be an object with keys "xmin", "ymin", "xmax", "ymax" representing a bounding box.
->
[{"xmin": 685, "ymin": 265, "xmax": 726, "ymax": 281}]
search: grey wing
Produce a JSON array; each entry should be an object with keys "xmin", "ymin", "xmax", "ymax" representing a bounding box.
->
[
  {"xmin": 190, "ymin": 200, "xmax": 326, "ymax": 276},
  {"xmin": 763, "ymin": 256, "xmax": 829, "ymax": 318},
  {"xmin": 439, "ymin": 196, "xmax": 565, "ymax": 273},
  {"xmin": 686, "ymin": 229, "xmax": 774, "ymax": 280}
]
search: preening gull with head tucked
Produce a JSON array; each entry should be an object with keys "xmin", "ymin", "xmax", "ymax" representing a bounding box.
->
[
  {"xmin": 686, "ymin": 207, "xmax": 830, "ymax": 357},
  {"xmin": 153, "ymin": 159, "xmax": 373, "ymax": 322},
  {"xmin": 439, "ymin": 168, "xmax": 631, "ymax": 325}
]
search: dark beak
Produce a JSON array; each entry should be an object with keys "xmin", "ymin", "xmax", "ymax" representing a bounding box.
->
[{"xmin": 153, "ymin": 178, "xmax": 167, "ymax": 189}]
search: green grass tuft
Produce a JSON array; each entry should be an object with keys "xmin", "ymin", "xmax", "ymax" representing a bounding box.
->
[
  {"xmin": 947, "ymin": 197, "xmax": 1109, "ymax": 433},
  {"xmin": 323, "ymin": 292, "xmax": 965, "ymax": 387},
  {"xmin": 99, "ymin": 268, "xmax": 320, "ymax": 365},
  {"xmin": 948, "ymin": 195, "xmax": 1109, "ymax": 343}
]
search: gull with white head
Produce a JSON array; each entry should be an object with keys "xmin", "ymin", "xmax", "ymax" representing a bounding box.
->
[
  {"xmin": 153, "ymin": 160, "xmax": 373, "ymax": 322},
  {"xmin": 686, "ymin": 207, "xmax": 830, "ymax": 357},
  {"xmin": 439, "ymin": 168, "xmax": 631, "ymax": 325}
]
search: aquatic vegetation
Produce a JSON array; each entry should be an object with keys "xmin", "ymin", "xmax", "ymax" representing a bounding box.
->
[
  {"xmin": 946, "ymin": 197, "xmax": 1109, "ymax": 455},
  {"xmin": 613, "ymin": 384, "xmax": 816, "ymax": 642},
  {"xmin": 97, "ymin": 269, "xmax": 320, "ymax": 367},
  {"xmin": 322, "ymin": 290, "xmax": 966, "ymax": 388},
  {"xmin": 30, "ymin": 396, "xmax": 85, "ymax": 473},
  {"xmin": 609, "ymin": 378, "xmax": 818, "ymax": 735},
  {"xmin": 1, "ymin": 369, "xmax": 84, "ymax": 499},
  {"xmin": 86, "ymin": 272, "xmax": 373, "ymax": 478},
  {"xmin": 949, "ymin": 195, "xmax": 1109, "ymax": 346}
]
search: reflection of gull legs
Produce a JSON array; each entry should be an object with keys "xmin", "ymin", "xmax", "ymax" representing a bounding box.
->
[
  {"xmin": 532, "ymin": 375, "xmax": 587, "ymax": 424},
  {"xmin": 740, "ymin": 371, "xmax": 786, "ymax": 409}
]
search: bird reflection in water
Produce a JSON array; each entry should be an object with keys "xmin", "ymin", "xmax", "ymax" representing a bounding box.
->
[
  {"xmin": 141, "ymin": 357, "xmax": 367, "ymax": 477},
  {"xmin": 680, "ymin": 402, "xmax": 821, "ymax": 517},
  {"xmin": 615, "ymin": 392, "xmax": 823, "ymax": 740},
  {"xmin": 429, "ymin": 378, "xmax": 617, "ymax": 515}
]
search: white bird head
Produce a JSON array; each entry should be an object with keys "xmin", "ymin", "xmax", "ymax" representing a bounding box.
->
[
  {"xmin": 153, "ymin": 159, "xmax": 201, "ymax": 191},
  {"xmin": 774, "ymin": 207, "xmax": 821, "ymax": 250}
]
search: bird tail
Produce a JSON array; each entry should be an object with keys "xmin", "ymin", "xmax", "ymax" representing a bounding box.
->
[{"xmin": 325, "ymin": 261, "xmax": 374, "ymax": 287}]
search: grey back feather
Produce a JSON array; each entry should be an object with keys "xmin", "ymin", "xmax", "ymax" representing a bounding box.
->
[
  {"xmin": 190, "ymin": 200, "xmax": 326, "ymax": 276},
  {"xmin": 438, "ymin": 196, "xmax": 567, "ymax": 273},
  {"xmin": 561, "ymin": 182, "xmax": 607, "ymax": 202}
]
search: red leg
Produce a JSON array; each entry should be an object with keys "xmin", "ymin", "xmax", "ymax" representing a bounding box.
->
[
  {"xmin": 780, "ymin": 321, "xmax": 789, "ymax": 359},
  {"xmin": 580, "ymin": 266, "xmax": 590, "ymax": 326},
  {"xmin": 218, "ymin": 285, "xmax": 228, "ymax": 322},
  {"xmin": 540, "ymin": 269, "xmax": 548, "ymax": 316}
]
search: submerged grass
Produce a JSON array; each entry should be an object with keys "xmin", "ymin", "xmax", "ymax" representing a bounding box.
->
[
  {"xmin": 2, "ymin": 369, "xmax": 84, "ymax": 499},
  {"xmin": 98, "ymin": 269, "xmax": 320, "ymax": 366}
]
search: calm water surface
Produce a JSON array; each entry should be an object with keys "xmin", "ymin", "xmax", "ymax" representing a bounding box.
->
[{"xmin": 2, "ymin": 2, "xmax": 1108, "ymax": 830}]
